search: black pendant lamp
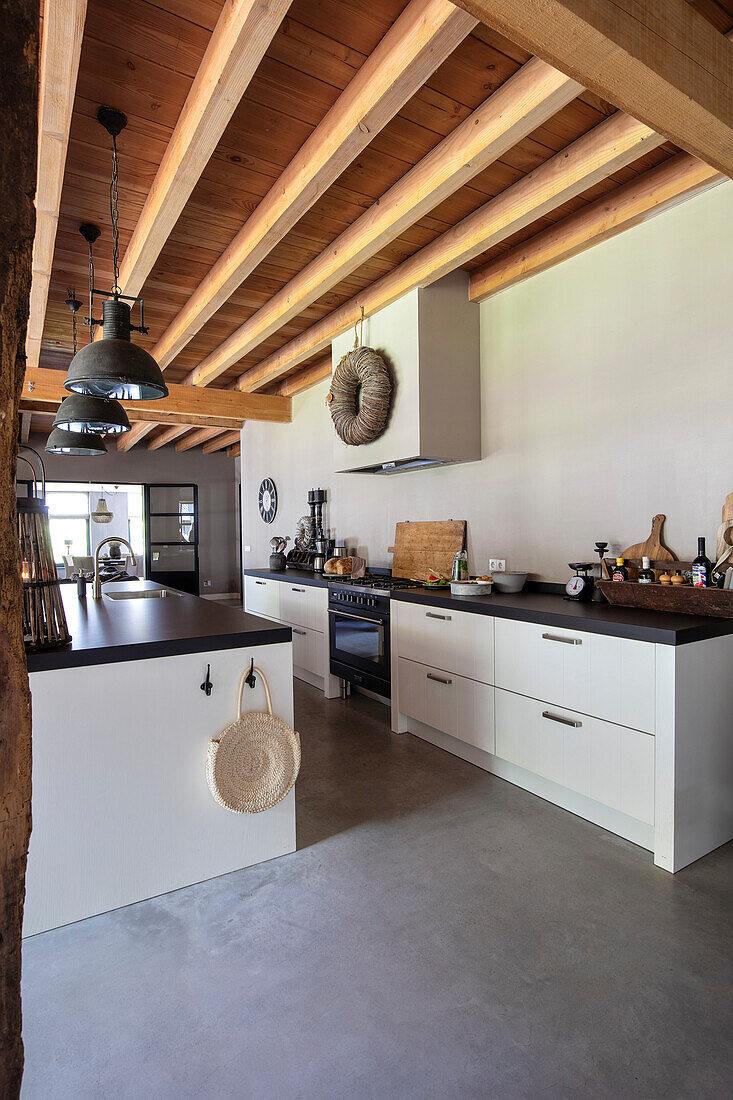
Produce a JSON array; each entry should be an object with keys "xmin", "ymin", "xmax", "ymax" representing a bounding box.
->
[
  {"xmin": 46, "ymin": 427, "xmax": 107, "ymax": 456},
  {"xmin": 53, "ymin": 393, "xmax": 130, "ymax": 435},
  {"xmin": 64, "ymin": 108, "xmax": 168, "ymax": 402},
  {"xmin": 46, "ymin": 290, "xmax": 110, "ymax": 454}
]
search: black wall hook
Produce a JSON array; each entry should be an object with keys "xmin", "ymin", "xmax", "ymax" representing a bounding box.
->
[
  {"xmin": 243, "ymin": 658, "xmax": 257, "ymax": 690},
  {"xmin": 200, "ymin": 664, "xmax": 213, "ymax": 696}
]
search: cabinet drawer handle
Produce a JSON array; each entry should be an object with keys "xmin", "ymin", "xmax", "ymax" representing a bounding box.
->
[
  {"xmin": 426, "ymin": 612, "xmax": 452, "ymax": 621},
  {"xmin": 293, "ymin": 628, "xmax": 306, "ymax": 635},
  {"xmin": 542, "ymin": 632, "xmax": 582, "ymax": 645},
  {"xmin": 542, "ymin": 710, "xmax": 582, "ymax": 728},
  {"xmin": 427, "ymin": 672, "xmax": 452, "ymax": 685},
  {"xmin": 255, "ymin": 580, "xmax": 266, "ymax": 586},
  {"xmin": 291, "ymin": 587, "xmax": 305, "ymax": 593}
]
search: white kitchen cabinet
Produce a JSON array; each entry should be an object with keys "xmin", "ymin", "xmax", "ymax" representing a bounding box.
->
[
  {"xmin": 397, "ymin": 657, "xmax": 495, "ymax": 754},
  {"xmin": 494, "ymin": 688, "xmax": 654, "ymax": 825},
  {"xmin": 494, "ymin": 618, "xmax": 655, "ymax": 734},
  {"xmin": 393, "ymin": 600, "xmax": 494, "ymax": 684},
  {"xmin": 244, "ymin": 575, "xmax": 281, "ymax": 621},
  {"xmin": 280, "ymin": 581, "xmax": 325, "ymax": 632},
  {"xmin": 290, "ymin": 623, "xmax": 323, "ymax": 677}
]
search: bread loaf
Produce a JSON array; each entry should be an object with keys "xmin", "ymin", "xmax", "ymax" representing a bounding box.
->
[{"xmin": 324, "ymin": 556, "xmax": 353, "ymax": 575}]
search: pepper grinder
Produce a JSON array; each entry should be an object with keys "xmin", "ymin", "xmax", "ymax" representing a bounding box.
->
[{"xmin": 592, "ymin": 541, "xmax": 608, "ymax": 601}]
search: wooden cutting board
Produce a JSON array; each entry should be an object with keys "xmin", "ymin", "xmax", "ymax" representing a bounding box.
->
[
  {"xmin": 389, "ymin": 520, "xmax": 466, "ymax": 580},
  {"xmin": 621, "ymin": 515, "xmax": 676, "ymax": 562}
]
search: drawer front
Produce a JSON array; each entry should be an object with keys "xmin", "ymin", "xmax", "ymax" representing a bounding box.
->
[
  {"xmin": 394, "ymin": 601, "xmax": 494, "ymax": 684},
  {"xmin": 280, "ymin": 582, "xmax": 325, "ymax": 631},
  {"xmin": 494, "ymin": 618, "xmax": 655, "ymax": 733},
  {"xmin": 244, "ymin": 576, "xmax": 281, "ymax": 620},
  {"xmin": 495, "ymin": 688, "xmax": 654, "ymax": 824},
  {"xmin": 291, "ymin": 624, "xmax": 323, "ymax": 676},
  {"xmin": 397, "ymin": 657, "xmax": 495, "ymax": 754}
]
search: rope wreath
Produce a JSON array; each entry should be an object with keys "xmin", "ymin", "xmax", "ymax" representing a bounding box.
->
[{"xmin": 327, "ymin": 312, "xmax": 392, "ymax": 446}]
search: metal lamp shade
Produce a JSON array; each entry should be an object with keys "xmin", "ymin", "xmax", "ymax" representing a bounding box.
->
[
  {"xmin": 46, "ymin": 427, "xmax": 107, "ymax": 456},
  {"xmin": 64, "ymin": 298, "xmax": 168, "ymax": 401},
  {"xmin": 53, "ymin": 393, "xmax": 130, "ymax": 435}
]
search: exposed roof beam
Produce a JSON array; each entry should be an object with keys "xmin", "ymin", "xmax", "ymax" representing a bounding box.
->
[
  {"xmin": 227, "ymin": 442, "xmax": 241, "ymax": 459},
  {"xmin": 26, "ymin": 0, "xmax": 88, "ymax": 369},
  {"xmin": 150, "ymin": 0, "xmax": 477, "ymax": 370},
  {"xmin": 117, "ymin": 422, "xmax": 156, "ymax": 452},
  {"xmin": 237, "ymin": 109, "xmax": 665, "ymax": 391},
  {"xmin": 21, "ymin": 366, "xmax": 291, "ymax": 423},
  {"xmin": 147, "ymin": 425, "xmax": 191, "ymax": 450},
  {"xmin": 20, "ymin": 412, "xmax": 32, "ymax": 444},
  {"xmin": 175, "ymin": 427, "xmax": 225, "ymax": 453},
  {"xmin": 116, "ymin": 0, "xmax": 292, "ymax": 301},
  {"xmin": 451, "ymin": 0, "xmax": 733, "ymax": 177},
  {"xmin": 202, "ymin": 430, "xmax": 240, "ymax": 453},
  {"xmin": 19, "ymin": 398, "xmax": 244, "ymax": 430},
  {"xmin": 187, "ymin": 58, "xmax": 582, "ymax": 388},
  {"xmin": 470, "ymin": 153, "xmax": 724, "ymax": 301},
  {"xmin": 274, "ymin": 357, "xmax": 333, "ymax": 397}
]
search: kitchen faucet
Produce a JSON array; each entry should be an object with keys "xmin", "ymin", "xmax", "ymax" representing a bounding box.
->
[{"xmin": 93, "ymin": 537, "xmax": 137, "ymax": 599}]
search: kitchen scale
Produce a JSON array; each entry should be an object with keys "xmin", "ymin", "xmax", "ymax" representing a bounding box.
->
[{"xmin": 565, "ymin": 562, "xmax": 595, "ymax": 601}]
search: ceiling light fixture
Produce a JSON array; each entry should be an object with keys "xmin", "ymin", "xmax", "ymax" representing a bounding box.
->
[
  {"xmin": 64, "ymin": 108, "xmax": 168, "ymax": 402},
  {"xmin": 52, "ymin": 392, "xmax": 130, "ymax": 435}
]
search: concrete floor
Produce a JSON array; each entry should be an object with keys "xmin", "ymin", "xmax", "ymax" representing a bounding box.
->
[{"xmin": 21, "ymin": 682, "xmax": 733, "ymax": 1099}]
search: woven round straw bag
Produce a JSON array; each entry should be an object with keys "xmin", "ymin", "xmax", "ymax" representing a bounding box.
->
[{"xmin": 206, "ymin": 667, "xmax": 301, "ymax": 814}]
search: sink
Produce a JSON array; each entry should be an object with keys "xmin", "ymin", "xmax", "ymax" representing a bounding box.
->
[{"xmin": 106, "ymin": 589, "xmax": 180, "ymax": 600}]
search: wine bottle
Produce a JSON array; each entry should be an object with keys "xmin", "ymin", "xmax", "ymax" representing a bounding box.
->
[
  {"xmin": 638, "ymin": 556, "xmax": 654, "ymax": 584},
  {"xmin": 692, "ymin": 537, "xmax": 712, "ymax": 588}
]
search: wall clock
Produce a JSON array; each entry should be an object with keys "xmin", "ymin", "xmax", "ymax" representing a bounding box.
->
[{"xmin": 258, "ymin": 478, "xmax": 278, "ymax": 523}]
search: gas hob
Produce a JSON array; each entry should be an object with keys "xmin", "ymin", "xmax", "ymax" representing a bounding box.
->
[{"xmin": 327, "ymin": 573, "xmax": 424, "ymax": 598}]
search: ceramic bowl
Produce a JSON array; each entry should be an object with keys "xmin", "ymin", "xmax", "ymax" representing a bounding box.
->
[
  {"xmin": 491, "ymin": 572, "xmax": 527, "ymax": 594},
  {"xmin": 450, "ymin": 580, "xmax": 493, "ymax": 596}
]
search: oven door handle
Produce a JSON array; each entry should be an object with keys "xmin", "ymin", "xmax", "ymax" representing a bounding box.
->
[{"xmin": 328, "ymin": 608, "xmax": 383, "ymax": 625}]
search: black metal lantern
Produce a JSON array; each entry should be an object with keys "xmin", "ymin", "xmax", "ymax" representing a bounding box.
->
[
  {"xmin": 62, "ymin": 108, "xmax": 168, "ymax": 403},
  {"xmin": 45, "ymin": 427, "xmax": 107, "ymax": 456},
  {"xmin": 53, "ymin": 393, "xmax": 130, "ymax": 435}
]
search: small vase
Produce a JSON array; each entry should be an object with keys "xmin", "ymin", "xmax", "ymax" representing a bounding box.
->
[{"xmin": 269, "ymin": 552, "xmax": 286, "ymax": 572}]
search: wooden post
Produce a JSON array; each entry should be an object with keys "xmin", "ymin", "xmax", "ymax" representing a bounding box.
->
[{"xmin": 0, "ymin": 2, "xmax": 39, "ymax": 1097}]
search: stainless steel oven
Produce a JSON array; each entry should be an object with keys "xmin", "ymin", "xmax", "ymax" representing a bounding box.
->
[{"xmin": 328, "ymin": 586, "xmax": 391, "ymax": 697}]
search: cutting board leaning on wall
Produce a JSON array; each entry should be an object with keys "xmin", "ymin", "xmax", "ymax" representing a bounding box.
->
[{"xmin": 389, "ymin": 521, "xmax": 466, "ymax": 581}]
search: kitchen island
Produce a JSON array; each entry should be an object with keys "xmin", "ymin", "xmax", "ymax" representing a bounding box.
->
[{"xmin": 25, "ymin": 581, "xmax": 294, "ymax": 936}]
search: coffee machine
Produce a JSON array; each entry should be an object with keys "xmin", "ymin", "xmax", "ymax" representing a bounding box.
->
[{"xmin": 286, "ymin": 488, "xmax": 334, "ymax": 571}]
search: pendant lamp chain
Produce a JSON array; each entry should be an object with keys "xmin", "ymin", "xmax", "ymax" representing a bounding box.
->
[{"xmin": 109, "ymin": 133, "xmax": 121, "ymax": 296}]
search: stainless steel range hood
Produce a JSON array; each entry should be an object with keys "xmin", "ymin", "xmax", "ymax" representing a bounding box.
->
[{"xmin": 331, "ymin": 271, "xmax": 481, "ymax": 474}]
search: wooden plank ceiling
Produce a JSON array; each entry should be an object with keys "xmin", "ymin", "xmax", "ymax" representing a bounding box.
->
[{"xmin": 34, "ymin": 0, "xmax": 733, "ymax": 451}]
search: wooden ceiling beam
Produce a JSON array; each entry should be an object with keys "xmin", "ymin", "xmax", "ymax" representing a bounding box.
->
[
  {"xmin": 451, "ymin": 0, "xmax": 733, "ymax": 177},
  {"xmin": 202, "ymin": 430, "xmax": 240, "ymax": 453},
  {"xmin": 469, "ymin": 153, "xmax": 724, "ymax": 302},
  {"xmin": 20, "ymin": 413, "xmax": 32, "ymax": 445},
  {"xmin": 146, "ymin": 425, "xmax": 191, "ymax": 450},
  {"xmin": 227, "ymin": 442, "xmax": 241, "ymax": 459},
  {"xmin": 116, "ymin": 0, "xmax": 293, "ymax": 301},
  {"xmin": 175, "ymin": 427, "xmax": 225, "ymax": 453},
  {"xmin": 274, "ymin": 357, "xmax": 333, "ymax": 397},
  {"xmin": 19, "ymin": 399, "xmax": 244, "ymax": 431},
  {"xmin": 186, "ymin": 57, "xmax": 582, "ymax": 388},
  {"xmin": 237, "ymin": 109, "xmax": 666, "ymax": 391},
  {"xmin": 21, "ymin": 366, "xmax": 291, "ymax": 423},
  {"xmin": 26, "ymin": 0, "xmax": 88, "ymax": 370},
  {"xmin": 117, "ymin": 422, "xmax": 156, "ymax": 452},
  {"xmin": 150, "ymin": 0, "xmax": 478, "ymax": 370}
]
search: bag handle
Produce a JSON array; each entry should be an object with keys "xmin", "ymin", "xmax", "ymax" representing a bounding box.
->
[{"xmin": 237, "ymin": 665, "xmax": 272, "ymax": 719}]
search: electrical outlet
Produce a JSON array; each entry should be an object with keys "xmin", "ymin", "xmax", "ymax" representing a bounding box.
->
[
  {"xmin": 244, "ymin": 545, "xmax": 251, "ymax": 553},
  {"xmin": 203, "ymin": 579, "xmax": 212, "ymax": 588},
  {"xmin": 489, "ymin": 559, "xmax": 505, "ymax": 572}
]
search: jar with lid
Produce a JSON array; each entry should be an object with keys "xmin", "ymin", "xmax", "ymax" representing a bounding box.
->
[{"xmin": 451, "ymin": 550, "xmax": 469, "ymax": 582}]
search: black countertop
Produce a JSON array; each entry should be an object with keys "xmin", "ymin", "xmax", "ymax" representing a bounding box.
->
[
  {"xmin": 244, "ymin": 567, "xmax": 330, "ymax": 588},
  {"xmin": 27, "ymin": 580, "xmax": 291, "ymax": 672},
  {"xmin": 391, "ymin": 587, "xmax": 733, "ymax": 645}
]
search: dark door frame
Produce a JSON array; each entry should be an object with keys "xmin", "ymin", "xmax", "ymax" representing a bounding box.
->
[{"xmin": 144, "ymin": 482, "xmax": 200, "ymax": 595}]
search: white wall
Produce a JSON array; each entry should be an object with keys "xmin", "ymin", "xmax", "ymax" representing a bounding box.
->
[{"xmin": 241, "ymin": 181, "xmax": 733, "ymax": 582}]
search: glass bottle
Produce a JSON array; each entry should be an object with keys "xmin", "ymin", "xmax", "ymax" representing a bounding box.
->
[
  {"xmin": 612, "ymin": 557, "xmax": 628, "ymax": 582},
  {"xmin": 451, "ymin": 550, "xmax": 469, "ymax": 582},
  {"xmin": 692, "ymin": 537, "xmax": 712, "ymax": 588},
  {"xmin": 638, "ymin": 556, "xmax": 655, "ymax": 584}
]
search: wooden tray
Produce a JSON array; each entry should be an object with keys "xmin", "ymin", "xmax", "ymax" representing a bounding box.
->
[{"xmin": 597, "ymin": 580, "xmax": 733, "ymax": 619}]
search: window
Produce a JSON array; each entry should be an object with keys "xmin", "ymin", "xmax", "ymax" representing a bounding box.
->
[
  {"xmin": 47, "ymin": 491, "xmax": 91, "ymax": 564},
  {"xmin": 41, "ymin": 482, "xmax": 146, "ymax": 567}
]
